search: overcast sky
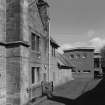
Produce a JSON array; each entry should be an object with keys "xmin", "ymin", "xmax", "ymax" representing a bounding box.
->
[{"xmin": 48, "ymin": 0, "xmax": 105, "ymax": 52}]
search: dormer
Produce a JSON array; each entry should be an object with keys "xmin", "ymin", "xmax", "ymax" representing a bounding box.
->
[{"xmin": 37, "ymin": 0, "xmax": 50, "ymax": 32}]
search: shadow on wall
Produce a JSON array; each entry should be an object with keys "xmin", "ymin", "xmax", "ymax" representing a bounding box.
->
[{"xmin": 49, "ymin": 77, "xmax": 105, "ymax": 105}]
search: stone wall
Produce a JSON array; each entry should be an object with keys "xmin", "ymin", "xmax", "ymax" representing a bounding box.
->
[
  {"xmin": 6, "ymin": 0, "xmax": 20, "ymax": 42},
  {"xmin": 64, "ymin": 50, "xmax": 94, "ymax": 79},
  {"xmin": 20, "ymin": 46, "xmax": 30, "ymax": 105},
  {"xmin": 0, "ymin": 46, "xmax": 6, "ymax": 105},
  {"xmin": 0, "ymin": 0, "xmax": 6, "ymax": 105},
  {"xmin": 6, "ymin": 46, "xmax": 21, "ymax": 105}
]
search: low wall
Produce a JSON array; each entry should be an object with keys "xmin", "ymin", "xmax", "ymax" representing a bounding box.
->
[
  {"xmin": 72, "ymin": 72, "xmax": 94, "ymax": 79},
  {"xmin": 54, "ymin": 69, "xmax": 73, "ymax": 87}
]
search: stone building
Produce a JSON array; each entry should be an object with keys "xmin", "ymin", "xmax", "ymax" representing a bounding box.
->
[
  {"xmin": 64, "ymin": 47, "xmax": 95, "ymax": 79},
  {"xmin": 0, "ymin": 0, "xmax": 49, "ymax": 105}
]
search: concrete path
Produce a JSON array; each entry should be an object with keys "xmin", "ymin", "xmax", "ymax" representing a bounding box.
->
[{"xmin": 37, "ymin": 78, "xmax": 103, "ymax": 105}]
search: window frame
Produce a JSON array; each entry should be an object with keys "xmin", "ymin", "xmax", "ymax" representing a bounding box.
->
[
  {"xmin": 32, "ymin": 67, "xmax": 35, "ymax": 84},
  {"xmin": 51, "ymin": 46, "xmax": 56, "ymax": 57},
  {"xmin": 31, "ymin": 32, "xmax": 40, "ymax": 52},
  {"xmin": 36, "ymin": 67, "xmax": 40, "ymax": 82},
  {"xmin": 31, "ymin": 67, "xmax": 41, "ymax": 85}
]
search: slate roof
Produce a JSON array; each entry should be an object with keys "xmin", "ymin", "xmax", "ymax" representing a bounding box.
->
[
  {"xmin": 50, "ymin": 37, "xmax": 60, "ymax": 48},
  {"xmin": 56, "ymin": 52, "xmax": 74, "ymax": 69},
  {"xmin": 64, "ymin": 47, "xmax": 95, "ymax": 53}
]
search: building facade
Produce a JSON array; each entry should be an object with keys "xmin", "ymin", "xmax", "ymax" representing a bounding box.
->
[
  {"xmin": 49, "ymin": 39, "xmax": 73, "ymax": 87},
  {"xmin": 49, "ymin": 38, "xmax": 59, "ymax": 85},
  {"xmin": 64, "ymin": 47, "xmax": 95, "ymax": 79},
  {"xmin": 0, "ymin": 0, "xmax": 49, "ymax": 105}
]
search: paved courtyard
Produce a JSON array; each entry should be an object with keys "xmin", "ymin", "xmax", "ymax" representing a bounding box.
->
[{"xmin": 37, "ymin": 78, "xmax": 103, "ymax": 105}]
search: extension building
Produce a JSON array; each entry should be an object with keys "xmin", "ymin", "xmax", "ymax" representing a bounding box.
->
[{"xmin": 64, "ymin": 47, "xmax": 95, "ymax": 79}]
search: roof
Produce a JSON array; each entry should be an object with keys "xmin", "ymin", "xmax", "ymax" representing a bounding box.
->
[
  {"xmin": 56, "ymin": 52, "xmax": 74, "ymax": 69},
  {"xmin": 45, "ymin": 36, "xmax": 60, "ymax": 48},
  {"xmin": 50, "ymin": 37, "xmax": 60, "ymax": 48},
  {"xmin": 64, "ymin": 47, "xmax": 95, "ymax": 53}
]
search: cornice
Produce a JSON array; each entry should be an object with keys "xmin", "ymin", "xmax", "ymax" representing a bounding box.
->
[{"xmin": 0, "ymin": 41, "xmax": 30, "ymax": 47}]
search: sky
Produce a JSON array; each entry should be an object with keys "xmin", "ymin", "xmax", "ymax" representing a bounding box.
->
[{"xmin": 48, "ymin": 0, "xmax": 105, "ymax": 53}]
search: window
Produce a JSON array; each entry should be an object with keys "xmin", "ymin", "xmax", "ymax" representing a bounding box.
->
[
  {"xmin": 69, "ymin": 56, "xmax": 71, "ymax": 59},
  {"xmin": 36, "ymin": 36, "xmax": 40, "ymax": 51},
  {"xmin": 51, "ymin": 46, "xmax": 53, "ymax": 56},
  {"xmin": 82, "ymin": 53, "xmax": 87, "ymax": 58},
  {"xmin": 31, "ymin": 32, "xmax": 40, "ymax": 51},
  {"xmin": 31, "ymin": 33, "xmax": 35, "ymax": 50},
  {"xmin": 44, "ymin": 40, "xmax": 48, "ymax": 54},
  {"xmin": 70, "ymin": 54, "xmax": 74, "ymax": 58},
  {"xmin": 32, "ymin": 67, "xmax": 35, "ymax": 84},
  {"xmin": 52, "ymin": 46, "xmax": 56, "ymax": 57},
  {"xmin": 83, "ymin": 70, "xmax": 91, "ymax": 73},
  {"xmin": 31, "ymin": 67, "xmax": 40, "ymax": 84},
  {"xmin": 78, "ymin": 70, "xmax": 80, "ymax": 73},
  {"xmin": 94, "ymin": 58, "xmax": 100, "ymax": 68},
  {"xmin": 53, "ymin": 48, "xmax": 55, "ymax": 56}
]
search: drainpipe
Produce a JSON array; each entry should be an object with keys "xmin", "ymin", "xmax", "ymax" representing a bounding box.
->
[{"xmin": 48, "ymin": 22, "xmax": 50, "ymax": 82}]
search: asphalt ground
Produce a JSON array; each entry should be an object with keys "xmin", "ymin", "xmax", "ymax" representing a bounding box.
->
[{"xmin": 37, "ymin": 78, "xmax": 103, "ymax": 105}]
